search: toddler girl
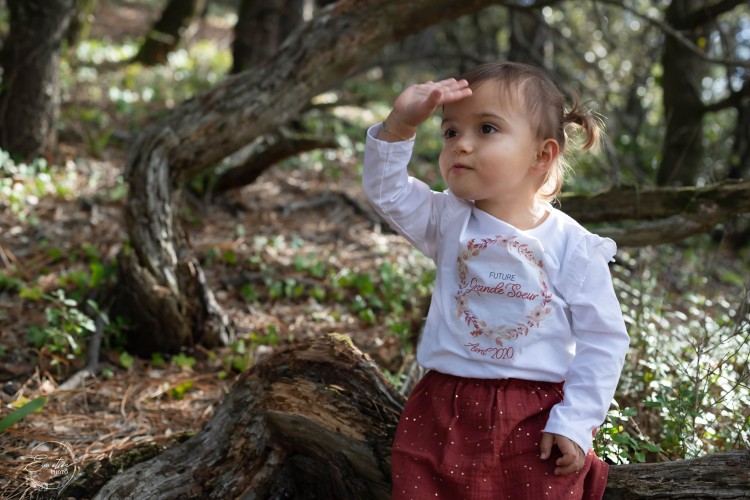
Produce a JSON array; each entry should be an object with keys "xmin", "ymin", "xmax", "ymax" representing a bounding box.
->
[{"xmin": 362, "ymin": 61, "xmax": 630, "ymax": 499}]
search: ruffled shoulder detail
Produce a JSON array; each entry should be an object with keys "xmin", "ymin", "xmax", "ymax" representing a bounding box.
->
[
  {"xmin": 439, "ymin": 190, "xmax": 472, "ymax": 228},
  {"xmin": 557, "ymin": 232, "xmax": 617, "ymax": 302}
]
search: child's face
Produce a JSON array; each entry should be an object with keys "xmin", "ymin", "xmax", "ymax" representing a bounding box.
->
[{"xmin": 439, "ymin": 81, "xmax": 546, "ymax": 213}]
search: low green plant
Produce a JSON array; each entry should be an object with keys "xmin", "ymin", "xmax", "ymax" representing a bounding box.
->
[
  {"xmin": 77, "ymin": 106, "xmax": 112, "ymax": 157},
  {"xmin": 238, "ymin": 235, "xmax": 433, "ymax": 351},
  {"xmin": 594, "ymin": 403, "xmax": 663, "ymax": 463},
  {"xmin": 151, "ymin": 352, "xmax": 166, "ymax": 368},
  {"xmin": 119, "ymin": 351, "xmax": 135, "ymax": 369},
  {"xmin": 108, "ymin": 174, "xmax": 128, "ymax": 201},
  {"xmin": 224, "ymin": 339, "xmax": 253, "ymax": 373},
  {"xmin": 639, "ymin": 301, "xmax": 750, "ymax": 458},
  {"xmin": 615, "ymin": 242, "xmax": 750, "ymax": 461},
  {"xmin": 168, "ymin": 381, "xmax": 194, "ymax": 400},
  {"xmin": 64, "ymin": 38, "xmax": 231, "ymax": 130},
  {"xmin": 221, "ymin": 325, "xmax": 281, "ymax": 375},
  {"xmin": 19, "ymin": 285, "xmax": 45, "ymax": 301},
  {"xmin": 27, "ymin": 290, "xmax": 97, "ymax": 362},
  {"xmin": 171, "ymin": 352, "xmax": 196, "ymax": 371},
  {"xmin": 335, "ymin": 261, "xmax": 434, "ymax": 347},
  {"xmin": 382, "ymin": 369, "xmax": 407, "ymax": 390}
]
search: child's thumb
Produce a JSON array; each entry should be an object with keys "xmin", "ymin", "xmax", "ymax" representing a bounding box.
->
[{"xmin": 539, "ymin": 432, "xmax": 554, "ymax": 460}]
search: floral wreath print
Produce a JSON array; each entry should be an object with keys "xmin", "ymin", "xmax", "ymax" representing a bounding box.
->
[{"xmin": 455, "ymin": 235, "xmax": 552, "ymax": 346}]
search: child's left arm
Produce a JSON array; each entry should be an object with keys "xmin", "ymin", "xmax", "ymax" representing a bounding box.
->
[{"xmin": 542, "ymin": 241, "xmax": 630, "ymax": 465}]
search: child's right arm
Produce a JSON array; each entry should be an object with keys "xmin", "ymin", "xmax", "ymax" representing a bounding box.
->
[{"xmin": 362, "ymin": 79, "xmax": 472, "ymax": 257}]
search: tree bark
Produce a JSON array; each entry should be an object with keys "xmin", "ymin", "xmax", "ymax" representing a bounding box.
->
[
  {"xmin": 118, "ymin": 129, "xmax": 233, "ymax": 354},
  {"xmin": 604, "ymin": 451, "xmax": 750, "ymax": 499},
  {"xmin": 0, "ymin": 0, "xmax": 75, "ymax": 160},
  {"xmin": 133, "ymin": 0, "xmax": 206, "ymax": 66},
  {"xmin": 119, "ymin": 0, "xmax": 538, "ymax": 353},
  {"xmin": 728, "ymin": 77, "xmax": 750, "ymax": 181},
  {"xmin": 231, "ymin": 0, "xmax": 305, "ymax": 74},
  {"xmin": 212, "ymin": 130, "xmax": 338, "ymax": 194},
  {"xmin": 656, "ymin": 0, "xmax": 709, "ymax": 186},
  {"xmin": 63, "ymin": 334, "xmax": 749, "ymax": 499}
]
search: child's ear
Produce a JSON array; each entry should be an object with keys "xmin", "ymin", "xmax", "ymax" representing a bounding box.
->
[{"xmin": 532, "ymin": 139, "xmax": 559, "ymax": 176}]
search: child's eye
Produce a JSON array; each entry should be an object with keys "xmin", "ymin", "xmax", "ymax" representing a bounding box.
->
[
  {"xmin": 443, "ymin": 128, "xmax": 457, "ymax": 139},
  {"xmin": 480, "ymin": 124, "xmax": 498, "ymax": 134}
]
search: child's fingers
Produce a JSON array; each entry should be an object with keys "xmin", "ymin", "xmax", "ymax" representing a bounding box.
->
[
  {"xmin": 539, "ymin": 432, "xmax": 554, "ymax": 460},
  {"xmin": 434, "ymin": 77, "xmax": 470, "ymax": 89},
  {"xmin": 554, "ymin": 437, "xmax": 585, "ymax": 476},
  {"xmin": 432, "ymin": 78, "xmax": 472, "ymax": 104},
  {"xmin": 539, "ymin": 433, "xmax": 585, "ymax": 476},
  {"xmin": 554, "ymin": 449, "xmax": 578, "ymax": 475},
  {"xmin": 390, "ymin": 78, "xmax": 471, "ymax": 127}
]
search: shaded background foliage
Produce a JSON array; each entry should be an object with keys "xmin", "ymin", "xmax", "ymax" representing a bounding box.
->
[{"xmin": 0, "ymin": 0, "xmax": 748, "ymax": 476}]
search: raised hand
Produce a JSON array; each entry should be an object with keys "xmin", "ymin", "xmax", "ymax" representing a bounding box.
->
[{"xmin": 380, "ymin": 78, "xmax": 472, "ymax": 142}]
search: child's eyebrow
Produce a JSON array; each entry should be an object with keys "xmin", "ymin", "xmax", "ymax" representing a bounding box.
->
[
  {"xmin": 477, "ymin": 112, "xmax": 510, "ymax": 124},
  {"xmin": 441, "ymin": 113, "xmax": 509, "ymax": 126}
]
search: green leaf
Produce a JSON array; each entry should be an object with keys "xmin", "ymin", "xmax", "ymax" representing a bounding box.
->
[
  {"xmin": 168, "ymin": 381, "xmax": 194, "ymax": 400},
  {"xmin": 151, "ymin": 352, "xmax": 166, "ymax": 367},
  {"xmin": 89, "ymin": 262, "xmax": 105, "ymax": 287},
  {"xmin": 119, "ymin": 351, "xmax": 134, "ymax": 369},
  {"xmin": 0, "ymin": 397, "xmax": 46, "ymax": 433},
  {"xmin": 643, "ymin": 443, "xmax": 664, "ymax": 452},
  {"xmin": 19, "ymin": 286, "xmax": 44, "ymax": 301},
  {"xmin": 172, "ymin": 353, "xmax": 196, "ymax": 369}
]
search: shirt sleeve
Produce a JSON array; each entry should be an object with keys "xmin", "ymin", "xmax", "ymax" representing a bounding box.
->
[
  {"xmin": 543, "ymin": 234, "xmax": 630, "ymax": 452},
  {"xmin": 362, "ymin": 123, "xmax": 445, "ymax": 260}
]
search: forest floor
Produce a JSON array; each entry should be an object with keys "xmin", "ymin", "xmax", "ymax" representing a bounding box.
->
[
  {"xmin": 0, "ymin": 152, "xmax": 414, "ymax": 497},
  {"xmin": 0, "ymin": 2, "xmax": 417, "ymax": 496}
]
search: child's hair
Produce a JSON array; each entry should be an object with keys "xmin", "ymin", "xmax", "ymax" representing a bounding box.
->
[{"xmin": 458, "ymin": 61, "xmax": 603, "ymax": 201}]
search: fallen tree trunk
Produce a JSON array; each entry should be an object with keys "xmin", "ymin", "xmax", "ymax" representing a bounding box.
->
[
  {"xmin": 604, "ymin": 451, "xmax": 750, "ymax": 499},
  {"xmin": 557, "ymin": 180, "xmax": 750, "ymax": 247},
  {"xmin": 67, "ymin": 334, "xmax": 748, "ymax": 499},
  {"xmin": 85, "ymin": 334, "xmax": 402, "ymax": 499},
  {"xmin": 559, "ymin": 180, "xmax": 750, "ymax": 225}
]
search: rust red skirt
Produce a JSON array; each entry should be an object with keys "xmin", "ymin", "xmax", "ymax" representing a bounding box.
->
[{"xmin": 391, "ymin": 371, "xmax": 608, "ymax": 500}]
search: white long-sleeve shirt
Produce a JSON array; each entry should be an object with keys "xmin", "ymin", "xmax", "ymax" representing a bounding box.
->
[{"xmin": 363, "ymin": 123, "xmax": 630, "ymax": 453}]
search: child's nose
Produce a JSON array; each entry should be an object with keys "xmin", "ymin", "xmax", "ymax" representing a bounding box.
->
[{"xmin": 452, "ymin": 136, "xmax": 473, "ymax": 154}]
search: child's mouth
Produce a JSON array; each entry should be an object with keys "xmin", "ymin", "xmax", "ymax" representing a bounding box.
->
[{"xmin": 451, "ymin": 164, "xmax": 472, "ymax": 173}]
